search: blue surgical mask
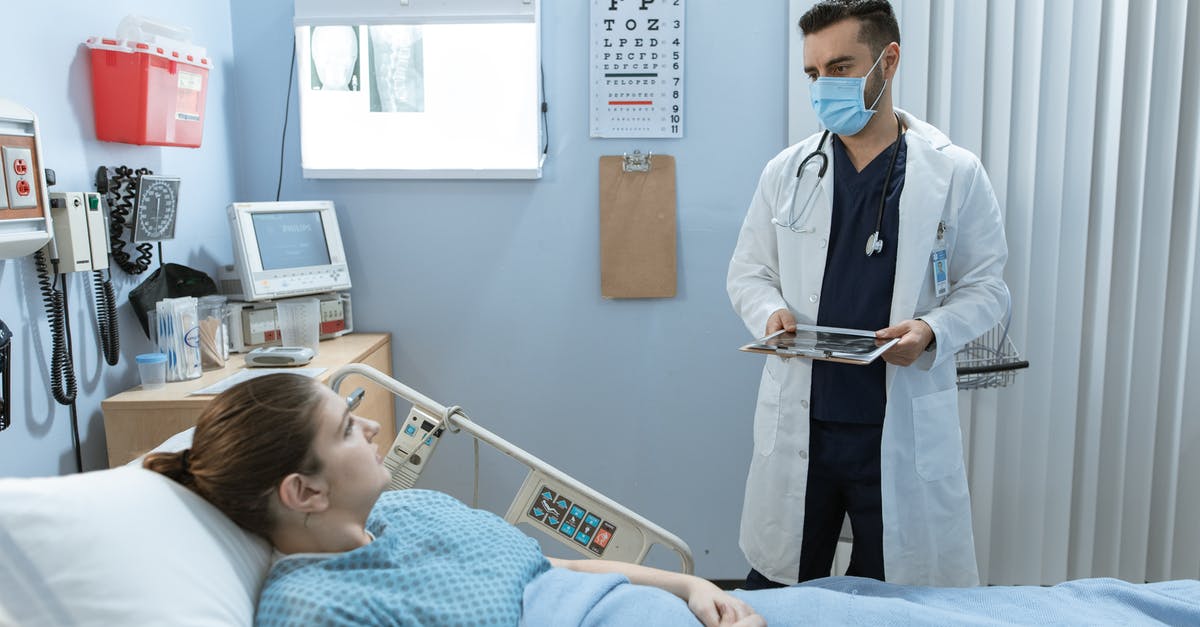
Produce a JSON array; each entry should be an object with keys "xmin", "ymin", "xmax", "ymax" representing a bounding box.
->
[{"xmin": 810, "ymin": 49, "xmax": 888, "ymax": 136}]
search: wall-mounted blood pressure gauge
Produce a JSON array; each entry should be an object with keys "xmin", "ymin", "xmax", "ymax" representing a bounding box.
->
[{"xmin": 132, "ymin": 175, "xmax": 180, "ymax": 242}]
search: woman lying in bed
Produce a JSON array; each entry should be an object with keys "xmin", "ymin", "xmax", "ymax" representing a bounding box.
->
[
  {"xmin": 145, "ymin": 374, "xmax": 1200, "ymax": 627},
  {"xmin": 144, "ymin": 372, "xmax": 763, "ymax": 627}
]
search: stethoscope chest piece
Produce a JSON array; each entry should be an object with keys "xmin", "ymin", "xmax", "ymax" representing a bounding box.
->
[{"xmin": 865, "ymin": 231, "xmax": 884, "ymax": 256}]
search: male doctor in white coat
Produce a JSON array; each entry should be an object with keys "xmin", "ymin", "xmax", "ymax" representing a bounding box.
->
[{"xmin": 728, "ymin": 0, "xmax": 1008, "ymax": 588}]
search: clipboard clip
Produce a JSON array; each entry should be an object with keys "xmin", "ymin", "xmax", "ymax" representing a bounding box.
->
[
  {"xmin": 777, "ymin": 348, "xmax": 833, "ymax": 359},
  {"xmin": 623, "ymin": 150, "xmax": 652, "ymax": 172}
]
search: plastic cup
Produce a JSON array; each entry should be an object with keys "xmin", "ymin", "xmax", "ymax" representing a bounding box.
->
[
  {"xmin": 197, "ymin": 295, "xmax": 230, "ymax": 370},
  {"xmin": 275, "ymin": 297, "xmax": 321, "ymax": 355},
  {"xmin": 136, "ymin": 353, "xmax": 168, "ymax": 390}
]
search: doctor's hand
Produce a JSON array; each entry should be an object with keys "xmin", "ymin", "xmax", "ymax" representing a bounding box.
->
[
  {"xmin": 766, "ymin": 308, "xmax": 797, "ymax": 335},
  {"xmin": 875, "ymin": 319, "xmax": 935, "ymax": 367}
]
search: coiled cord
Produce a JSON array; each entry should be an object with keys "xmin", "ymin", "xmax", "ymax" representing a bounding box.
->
[
  {"xmin": 0, "ymin": 318, "xmax": 11, "ymax": 432},
  {"xmin": 105, "ymin": 165, "xmax": 154, "ymax": 274},
  {"xmin": 34, "ymin": 249, "xmax": 77, "ymax": 405},
  {"xmin": 93, "ymin": 269, "xmax": 120, "ymax": 366}
]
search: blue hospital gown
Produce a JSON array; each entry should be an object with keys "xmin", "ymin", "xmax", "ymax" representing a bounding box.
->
[{"xmin": 254, "ymin": 490, "xmax": 549, "ymax": 626}]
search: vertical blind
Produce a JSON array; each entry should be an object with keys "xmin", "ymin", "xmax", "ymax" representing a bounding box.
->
[{"xmin": 790, "ymin": 0, "xmax": 1200, "ymax": 585}]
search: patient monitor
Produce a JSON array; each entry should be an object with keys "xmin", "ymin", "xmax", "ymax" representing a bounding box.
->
[
  {"xmin": 224, "ymin": 200, "xmax": 351, "ymax": 302},
  {"xmin": 330, "ymin": 364, "xmax": 695, "ymax": 573}
]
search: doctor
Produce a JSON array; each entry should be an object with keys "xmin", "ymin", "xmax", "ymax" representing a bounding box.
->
[{"xmin": 727, "ymin": 0, "xmax": 1008, "ymax": 588}]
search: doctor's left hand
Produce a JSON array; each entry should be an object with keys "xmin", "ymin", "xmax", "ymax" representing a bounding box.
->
[{"xmin": 875, "ymin": 319, "xmax": 934, "ymax": 366}]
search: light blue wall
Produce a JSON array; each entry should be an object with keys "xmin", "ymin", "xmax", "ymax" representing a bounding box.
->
[
  {"xmin": 0, "ymin": 2, "xmax": 238, "ymax": 476},
  {"xmin": 0, "ymin": 0, "xmax": 789, "ymax": 579},
  {"xmin": 229, "ymin": 1, "xmax": 788, "ymax": 577}
]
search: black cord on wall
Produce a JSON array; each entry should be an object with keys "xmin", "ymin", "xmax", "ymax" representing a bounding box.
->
[
  {"xmin": 540, "ymin": 63, "xmax": 549, "ymax": 157},
  {"xmin": 277, "ymin": 42, "xmax": 296, "ymax": 202}
]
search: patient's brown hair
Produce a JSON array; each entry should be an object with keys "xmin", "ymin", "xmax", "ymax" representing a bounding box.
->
[{"xmin": 144, "ymin": 373, "xmax": 325, "ymax": 539}]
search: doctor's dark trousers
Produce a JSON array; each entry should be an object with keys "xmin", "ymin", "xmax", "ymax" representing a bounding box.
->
[{"xmin": 745, "ymin": 419, "xmax": 885, "ymax": 589}]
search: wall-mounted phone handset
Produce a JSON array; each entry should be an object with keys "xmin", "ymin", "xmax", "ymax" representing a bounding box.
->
[
  {"xmin": 0, "ymin": 319, "xmax": 11, "ymax": 433},
  {"xmin": 98, "ymin": 166, "xmax": 180, "ymax": 267}
]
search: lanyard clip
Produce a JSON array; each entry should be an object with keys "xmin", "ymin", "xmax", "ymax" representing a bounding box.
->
[{"xmin": 937, "ymin": 221, "xmax": 946, "ymax": 240}]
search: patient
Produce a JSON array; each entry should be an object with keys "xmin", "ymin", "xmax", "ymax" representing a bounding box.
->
[
  {"xmin": 144, "ymin": 374, "xmax": 1200, "ymax": 627},
  {"xmin": 144, "ymin": 373, "xmax": 764, "ymax": 627}
]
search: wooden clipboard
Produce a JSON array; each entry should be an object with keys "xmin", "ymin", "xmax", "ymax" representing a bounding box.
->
[{"xmin": 599, "ymin": 152, "xmax": 677, "ymax": 298}]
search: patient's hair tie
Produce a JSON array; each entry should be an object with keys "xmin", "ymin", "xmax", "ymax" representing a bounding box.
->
[{"xmin": 180, "ymin": 449, "xmax": 192, "ymax": 473}]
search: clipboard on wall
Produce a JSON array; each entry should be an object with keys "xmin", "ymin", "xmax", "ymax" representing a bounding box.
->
[{"xmin": 599, "ymin": 151, "xmax": 677, "ymax": 298}]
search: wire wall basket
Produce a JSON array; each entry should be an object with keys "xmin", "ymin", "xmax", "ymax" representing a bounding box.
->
[{"xmin": 955, "ymin": 319, "xmax": 1029, "ymax": 390}]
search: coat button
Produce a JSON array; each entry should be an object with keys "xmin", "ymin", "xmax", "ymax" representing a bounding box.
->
[
  {"xmin": 809, "ymin": 293, "xmax": 818, "ymax": 303},
  {"xmin": 799, "ymin": 450, "xmax": 808, "ymax": 459},
  {"xmin": 819, "ymin": 238, "xmax": 827, "ymax": 248},
  {"xmin": 800, "ymin": 400, "xmax": 809, "ymax": 409}
]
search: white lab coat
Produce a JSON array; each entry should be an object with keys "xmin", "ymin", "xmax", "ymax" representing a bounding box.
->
[{"xmin": 727, "ymin": 109, "xmax": 1009, "ymax": 586}]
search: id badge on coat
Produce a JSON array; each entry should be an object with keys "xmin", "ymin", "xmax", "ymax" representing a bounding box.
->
[{"xmin": 931, "ymin": 239, "xmax": 949, "ymax": 298}]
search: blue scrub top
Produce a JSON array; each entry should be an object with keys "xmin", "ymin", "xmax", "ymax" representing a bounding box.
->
[{"xmin": 811, "ymin": 133, "xmax": 906, "ymax": 424}]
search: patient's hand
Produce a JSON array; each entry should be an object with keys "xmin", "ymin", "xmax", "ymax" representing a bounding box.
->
[
  {"xmin": 547, "ymin": 557, "xmax": 764, "ymax": 626},
  {"xmin": 685, "ymin": 578, "xmax": 764, "ymax": 627}
]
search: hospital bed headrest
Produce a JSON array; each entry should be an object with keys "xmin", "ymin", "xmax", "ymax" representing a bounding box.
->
[{"xmin": 0, "ymin": 433, "xmax": 270, "ymax": 626}]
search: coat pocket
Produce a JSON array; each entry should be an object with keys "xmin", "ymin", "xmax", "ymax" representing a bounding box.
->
[
  {"xmin": 911, "ymin": 388, "xmax": 963, "ymax": 481},
  {"xmin": 753, "ymin": 357, "xmax": 783, "ymax": 455}
]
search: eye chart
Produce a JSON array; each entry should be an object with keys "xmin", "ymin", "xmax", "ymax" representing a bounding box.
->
[{"xmin": 590, "ymin": 0, "xmax": 685, "ymax": 138}]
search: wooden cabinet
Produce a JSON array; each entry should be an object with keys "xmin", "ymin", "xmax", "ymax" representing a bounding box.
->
[{"xmin": 102, "ymin": 333, "xmax": 393, "ymax": 467}]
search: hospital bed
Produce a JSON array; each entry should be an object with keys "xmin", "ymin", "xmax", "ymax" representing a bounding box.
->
[
  {"xmin": 328, "ymin": 363, "xmax": 694, "ymax": 573},
  {"xmin": 0, "ymin": 365, "xmax": 694, "ymax": 626},
  {"xmin": 2, "ymin": 369, "xmax": 1198, "ymax": 626}
]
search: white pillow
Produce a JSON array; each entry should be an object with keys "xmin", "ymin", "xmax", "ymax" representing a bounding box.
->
[{"xmin": 0, "ymin": 464, "xmax": 271, "ymax": 626}]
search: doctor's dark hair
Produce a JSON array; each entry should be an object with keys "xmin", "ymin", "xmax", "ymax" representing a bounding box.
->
[
  {"xmin": 143, "ymin": 373, "xmax": 325, "ymax": 540},
  {"xmin": 799, "ymin": 0, "xmax": 901, "ymax": 58}
]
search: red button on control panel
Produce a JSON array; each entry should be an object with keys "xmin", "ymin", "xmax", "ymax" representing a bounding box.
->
[{"xmin": 593, "ymin": 528, "xmax": 612, "ymax": 548}]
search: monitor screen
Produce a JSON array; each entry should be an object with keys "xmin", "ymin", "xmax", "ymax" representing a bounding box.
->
[{"xmin": 251, "ymin": 211, "xmax": 331, "ymax": 270}]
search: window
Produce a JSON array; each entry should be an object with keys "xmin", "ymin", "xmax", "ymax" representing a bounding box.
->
[{"xmin": 294, "ymin": 0, "xmax": 542, "ymax": 179}]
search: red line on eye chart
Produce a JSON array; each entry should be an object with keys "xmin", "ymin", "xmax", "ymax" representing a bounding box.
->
[{"xmin": 608, "ymin": 100, "xmax": 653, "ymax": 106}]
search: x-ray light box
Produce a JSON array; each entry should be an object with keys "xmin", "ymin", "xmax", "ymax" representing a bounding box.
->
[{"xmin": 294, "ymin": 0, "xmax": 543, "ymax": 179}]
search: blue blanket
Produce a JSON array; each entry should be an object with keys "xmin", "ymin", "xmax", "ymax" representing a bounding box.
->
[{"xmin": 522, "ymin": 567, "xmax": 1200, "ymax": 626}]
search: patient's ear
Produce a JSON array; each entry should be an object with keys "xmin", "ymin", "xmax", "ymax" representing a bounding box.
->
[{"xmin": 277, "ymin": 472, "xmax": 330, "ymax": 514}]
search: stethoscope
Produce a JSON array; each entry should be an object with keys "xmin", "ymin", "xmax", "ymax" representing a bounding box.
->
[{"xmin": 773, "ymin": 113, "xmax": 905, "ymax": 257}]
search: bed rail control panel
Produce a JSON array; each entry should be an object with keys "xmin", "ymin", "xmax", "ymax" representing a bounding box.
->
[
  {"xmin": 382, "ymin": 406, "xmax": 444, "ymax": 491},
  {"xmin": 517, "ymin": 482, "xmax": 619, "ymax": 557},
  {"xmin": 330, "ymin": 363, "xmax": 695, "ymax": 574},
  {"xmin": 504, "ymin": 473, "xmax": 671, "ymax": 565}
]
